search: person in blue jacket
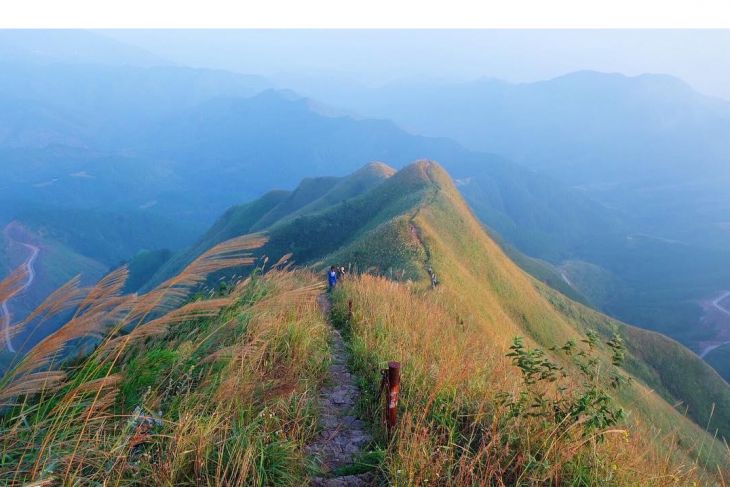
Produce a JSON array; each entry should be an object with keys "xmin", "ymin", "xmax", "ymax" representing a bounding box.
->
[{"xmin": 327, "ymin": 265, "xmax": 338, "ymax": 291}]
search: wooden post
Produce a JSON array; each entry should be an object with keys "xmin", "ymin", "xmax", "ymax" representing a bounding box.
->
[
  {"xmin": 348, "ymin": 299, "xmax": 353, "ymax": 320},
  {"xmin": 385, "ymin": 361, "xmax": 401, "ymax": 438}
]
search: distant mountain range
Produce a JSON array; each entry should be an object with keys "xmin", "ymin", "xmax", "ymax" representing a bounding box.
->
[{"xmin": 1, "ymin": 31, "xmax": 730, "ymax": 381}]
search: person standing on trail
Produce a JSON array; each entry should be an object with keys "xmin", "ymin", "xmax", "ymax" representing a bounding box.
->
[{"xmin": 328, "ymin": 265, "xmax": 338, "ymax": 291}]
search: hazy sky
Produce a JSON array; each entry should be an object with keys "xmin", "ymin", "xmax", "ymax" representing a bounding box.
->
[{"xmin": 104, "ymin": 29, "xmax": 730, "ymax": 98}]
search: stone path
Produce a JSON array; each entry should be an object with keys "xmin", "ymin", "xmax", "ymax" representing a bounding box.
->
[{"xmin": 307, "ymin": 294, "xmax": 376, "ymax": 486}]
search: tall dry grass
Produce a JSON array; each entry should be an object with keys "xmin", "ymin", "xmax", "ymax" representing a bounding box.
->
[
  {"xmin": 0, "ymin": 235, "xmax": 333, "ymax": 485},
  {"xmin": 331, "ymin": 274, "xmax": 728, "ymax": 486}
]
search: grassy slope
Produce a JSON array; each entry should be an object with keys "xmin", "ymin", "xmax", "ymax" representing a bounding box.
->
[
  {"xmin": 248, "ymin": 159, "xmax": 730, "ymax": 453},
  {"xmin": 281, "ymin": 162, "xmax": 396, "ymax": 222},
  {"xmin": 323, "ymin": 162, "xmax": 728, "ymax": 478},
  {"xmin": 706, "ymin": 343, "xmax": 730, "ymax": 383},
  {"xmin": 146, "ymin": 162, "xmax": 397, "ymax": 289},
  {"xmin": 3, "ymin": 161, "xmax": 729, "ymax": 484},
  {"xmin": 147, "ymin": 190, "xmax": 290, "ymax": 288},
  {"xmin": 424, "ymin": 162, "xmax": 730, "ymax": 441},
  {"xmin": 1, "ymin": 270, "xmax": 331, "ymax": 485},
  {"xmin": 249, "ymin": 177, "xmax": 341, "ymax": 231}
]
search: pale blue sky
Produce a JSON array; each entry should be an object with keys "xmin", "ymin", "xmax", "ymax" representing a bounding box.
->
[{"xmin": 104, "ymin": 29, "xmax": 730, "ymax": 99}]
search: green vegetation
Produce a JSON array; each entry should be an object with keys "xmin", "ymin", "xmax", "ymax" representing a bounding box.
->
[
  {"xmin": 706, "ymin": 343, "xmax": 730, "ymax": 382},
  {"xmin": 149, "ymin": 160, "xmax": 730, "ymax": 448},
  {"xmin": 124, "ymin": 249, "xmax": 173, "ymax": 293},
  {"xmin": 146, "ymin": 162, "xmax": 395, "ymax": 289},
  {"xmin": 15, "ymin": 206, "xmax": 192, "ymax": 267}
]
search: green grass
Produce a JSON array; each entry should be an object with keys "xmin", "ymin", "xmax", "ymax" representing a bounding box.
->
[
  {"xmin": 124, "ymin": 248, "xmax": 173, "ymax": 292},
  {"xmin": 119, "ymin": 348, "xmax": 179, "ymax": 409},
  {"xmin": 705, "ymin": 343, "xmax": 730, "ymax": 382}
]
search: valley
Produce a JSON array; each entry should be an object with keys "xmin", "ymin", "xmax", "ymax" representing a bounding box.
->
[
  {"xmin": 698, "ymin": 290, "xmax": 730, "ymax": 358},
  {"xmin": 0, "ymin": 222, "xmax": 40, "ymax": 353}
]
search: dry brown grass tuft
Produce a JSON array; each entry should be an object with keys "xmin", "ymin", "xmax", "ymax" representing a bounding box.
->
[
  {"xmin": 0, "ymin": 371, "xmax": 66, "ymax": 406},
  {"xmin": 0, "ymin": 265, "xmax": 29, "ymax": 303}
]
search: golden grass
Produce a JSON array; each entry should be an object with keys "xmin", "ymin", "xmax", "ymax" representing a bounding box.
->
[
  {"xmin": 0, "ymin": 234, "xmax": 268, "ymax": 402},
  {"xmin": 333, "ymin": 274, "xmax": 727, "ymax": 485},
  {"xmin": 0, "ymin": 268, "xmax": 330, "ymax": 486}
]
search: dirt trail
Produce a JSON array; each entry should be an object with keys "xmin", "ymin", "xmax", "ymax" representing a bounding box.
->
[
  {"xmin": 1, "ymin": 226, "xmax": 40, "ymax": 353},
  {"xmin": 307, "ymin": 294, "xmax": 375, "ymax": 486}
]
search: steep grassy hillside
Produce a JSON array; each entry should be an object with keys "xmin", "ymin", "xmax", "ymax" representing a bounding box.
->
[
  {"xmin": 251, "ymin": 162, "xmax": 396, "ymax": 231},
  {"xmin": 706, "ymin": 343, "xmax": 730, "ymax": 382},
  {"xmin": 147, "ymin": 162, "xmax": 398, "ymax": 288},
  {"xmin": 319, "ymin": 162, "xmax": 728, "ymax": 482}
]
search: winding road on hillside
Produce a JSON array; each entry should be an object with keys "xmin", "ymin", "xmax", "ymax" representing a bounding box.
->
[
  {"xmin": 699, "ymin": 291, "xmax": 730, "ymax": 358},
  {"xmin": 1, "ymin": 228, "xmax": 40, "ymax": 354}
]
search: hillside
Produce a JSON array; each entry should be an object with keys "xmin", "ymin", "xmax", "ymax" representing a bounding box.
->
[
  {"xmin": 13, "ymin": 206, "xmax": 192, "ymax": 267},
  {"xmin": 144, "ymin": 162, "xmax": 395, "ymax": 289},
  {"xmin": 706, "ymin": 343, "xmax": 730, "ymax": 382},
  {"xmin": 1, "ymin": 161, "xmax": 728, "ymax": 485},
  {"xmin": 0, "ymin": 206, "xmax": 192, "ymax": 356},
  {"xmin": 147, "ymin": 160, "xmax": 730, "ymax": 447}
]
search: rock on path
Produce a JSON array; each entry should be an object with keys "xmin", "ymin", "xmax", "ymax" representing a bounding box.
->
[{"xmin": 307, "ymin": 295, "xmax": 376, "ymax": 486}]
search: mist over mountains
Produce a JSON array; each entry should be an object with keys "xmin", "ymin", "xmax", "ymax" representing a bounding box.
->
[{"xmin": 2, "ymin": 30, "xmax": 730, "ymax": 383}]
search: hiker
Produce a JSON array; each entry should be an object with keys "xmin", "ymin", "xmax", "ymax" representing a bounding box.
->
[
  {"xmin": 328, "ymin": 265, "xmax": 338, "ymax": 291},
  {"xmin": 337, "ymin": 266, "xmax": 346, "ymax": 280}
]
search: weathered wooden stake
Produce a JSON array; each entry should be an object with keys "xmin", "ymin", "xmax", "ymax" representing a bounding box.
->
[
  {"xmin": 348, "ymin": 299, "xmax": 353, "ymax": 320},
  {"xmin": 385, "ymin": 361, "xmax": 401, "ymax": 438}
]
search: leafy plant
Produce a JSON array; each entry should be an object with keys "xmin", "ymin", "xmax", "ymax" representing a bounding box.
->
[{"xmin": 500, "ymin": 334, "xmax": 628, "ymax": 440}]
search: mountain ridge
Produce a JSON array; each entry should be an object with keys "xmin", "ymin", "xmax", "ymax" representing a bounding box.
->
[{"xmin": 136, "ymin": 160, "xmax": 730, "ymax": 449}]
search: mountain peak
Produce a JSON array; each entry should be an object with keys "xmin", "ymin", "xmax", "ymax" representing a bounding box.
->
[
  {"xmin": 395, "ymin": 160, "xmax": 457, "ymax": 192},
  {"xmin": 357, "ymin": 161, "xmax": 396, "ymax": 178}
]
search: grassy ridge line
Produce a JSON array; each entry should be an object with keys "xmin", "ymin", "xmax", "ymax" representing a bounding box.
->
[
  {"xmin": 144, "ymin": 162, "xmax": 395, "ymax": 291},
  {"xmin": 412, "ymin": 161, "xmax": 730, "ymax": 445},
  {"xmin": 143, "ymin": 190, "xmax": 289, "ymax": 290},
  {"xmin": 150, "ymin": 159, "xmax": 730, "ymax": 448},
  {"xmin": 329, "ymin": 277, "xmax": 722, "ymax": 485},
  {"xmin": 250, "ymin": 176, "xmax": 341, "ymax": 231},
  {"xmin": 322, "ymin": 161, "xmax": 727, "ymax": 482}
]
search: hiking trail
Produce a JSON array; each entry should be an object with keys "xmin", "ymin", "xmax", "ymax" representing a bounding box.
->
[{"xmin": 307, "ymin": 294, "xmax": 375, "ymax": 487}]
